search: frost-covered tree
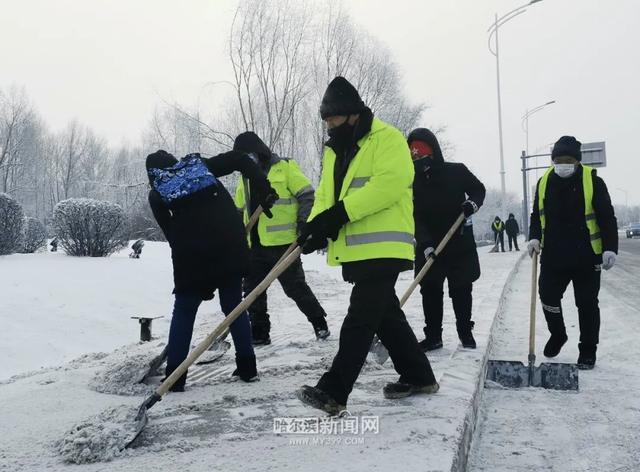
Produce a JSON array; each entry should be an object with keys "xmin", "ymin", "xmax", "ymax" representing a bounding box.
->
[
  {"xmin": 0, "ymin": 192, "xmax": 24, "ymax": 255},
  {"xmin": 18, "ymin": 216, "xmax": 46, "ymax": 253},
  {"xmin": 53, "ymin": 198, "xmax": 128, "ymax": 257}
]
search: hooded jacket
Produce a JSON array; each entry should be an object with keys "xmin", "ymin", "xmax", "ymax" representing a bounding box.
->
[
  {"xmin": 409, "ymin": 128, "xmax": 486, "ymax": 257},
  {"xmin": 505, "ymin": 214, "xmax": 520, "ymax": 236},
  {"xmin": 147, "ymin": 150, "xmax": 269, "ymax": 300}
]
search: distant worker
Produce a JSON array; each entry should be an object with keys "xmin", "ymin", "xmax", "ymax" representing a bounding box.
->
[
  {"xmin": 528, "ymin": 136, "xmax": 618, "ymax": 370},
  {"xmin": 505, "ymin": 213, "xmax": 520, "ymax": 251},
  {"xmin": 130, "ymin": 239, "xmax": 144, "ymax": 259},
  {"xmin": 492, "ymin": 216, "xmax": 505, "ymax": 252},
  {"xmin": 50, "ymin": 237, "xmax": 58, "ymax": 252}
]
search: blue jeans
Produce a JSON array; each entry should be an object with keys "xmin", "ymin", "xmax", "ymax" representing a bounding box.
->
[{"xmin": 166, "ymin": 277, "xmax": 254, "ymax": 386}]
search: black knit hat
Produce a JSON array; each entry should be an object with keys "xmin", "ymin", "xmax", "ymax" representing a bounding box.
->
[
  {"xmin": 319, "ymin": 76, "xmax": 366, "ymax": 119},
  {"xmin": 146, "ymin": 150, "xmax": 178, "ymax": 184},
  {"xmin": 233, "ymin": 131, "xmax": 272, "ymax": 160},
  {"xmin": 551, "ymin": 136, "xmax": 582, "ymax": 161}
]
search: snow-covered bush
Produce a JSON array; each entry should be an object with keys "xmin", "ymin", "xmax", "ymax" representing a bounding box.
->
[
  {"xmin": 53, "ymin": 198, "xmax": 128, "ymax": 257},
  {"xmin": 0, "ymin": 193, "xmax": 24, "ymax": 255},
  {"xmin": 18, "ymin": 217, "xmax": 47, "ymax": 253}
]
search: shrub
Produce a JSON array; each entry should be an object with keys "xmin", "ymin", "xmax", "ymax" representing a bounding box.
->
[
  {"xmin": 0, "ymin": 193, "xmax": 24, "ymax": 255},
  {"xmin": 19, "ymin": 217, "xmax": 47, "ymax": 253},
  {"xmin": 53, "ymin": 198, "xmax": 128, "ymax": 257}
]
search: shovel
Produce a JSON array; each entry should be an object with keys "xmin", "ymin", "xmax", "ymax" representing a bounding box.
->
[
  {"xmin": 137, "ymin": 206, "xmax": 266, "ymax": 380},
  {"xmin": 368, "ymin": 214, "xmax": 466, "ymax": 364},
  {"xmin": 122, "ymin": 246, "xmax": 304, "ymax": 448},
  {"xmin": 485, "ymin": 251, "xmax": 579, "ymax": 390}
]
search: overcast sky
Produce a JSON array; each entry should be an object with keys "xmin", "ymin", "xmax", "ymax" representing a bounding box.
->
[{"xmin": 2, "ymin": 0, "xmax": 639, "ymax": 204}]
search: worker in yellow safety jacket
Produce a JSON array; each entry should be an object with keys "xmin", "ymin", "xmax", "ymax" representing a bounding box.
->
[
  {"xmin": 234, "ymin": 132, "xmax": 329, "ymax": 345},
  {"xmin": 295, "ymin": 76, "xmax": 437, "ymax": 415},
  {"xmin": 527, "ymin": 136, "xmax": 618, "ymax": 370}
]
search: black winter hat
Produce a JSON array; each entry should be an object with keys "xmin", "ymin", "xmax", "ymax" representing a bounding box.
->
[
  {"xmin": 146, "ymin": 150, "xmax": 178, "ymax": 184},
  {"xmin": 551, "ymin": 136, "xmax": 582, "ymax": 161},
  {"xmin": 319, "ymin": 76, "xmax": 366, "ymax": 119},
  {"xmin": 233, "ymin": 131, "xmax": 272, "ymax": 160}
]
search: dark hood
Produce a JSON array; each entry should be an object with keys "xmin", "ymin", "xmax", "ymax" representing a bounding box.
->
[
  {"xmin": 407, "ymin": 128, "xmax": 444, "ymax": 163},
  {"xmin": 233, "ymin": 131, "xmax": 272, "ymax": 162},
  {"xmin": 146, "ymin": 150, "xmax": 178, "ymax": 184}
]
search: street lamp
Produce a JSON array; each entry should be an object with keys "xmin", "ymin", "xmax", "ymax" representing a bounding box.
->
[
  {"xmin": 522, "ymin": 100, "xmax": 556, "ymax": 155},
  {"xmin": 488, "ymin": 0, "xmax": 544, "ymax": 215}
]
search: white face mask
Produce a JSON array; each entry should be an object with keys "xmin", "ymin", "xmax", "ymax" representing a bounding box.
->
[{"xmin": 553, "ymin": 163, "xmax": 576, "ymax": 178}]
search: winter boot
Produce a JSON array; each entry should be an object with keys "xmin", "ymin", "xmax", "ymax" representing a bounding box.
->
[
  {"xmin": 296, "ymin": 385, "xmax": 345, "ymax": 416},
  {"xmin": 232, "ymin": 354, "xmax": 259, "ymax": 382},
  {"xmin": 577, "ymin": 343, "xmax": 597, "ymax": 370},
  {"xmin": 250, "ymin": 320, "xmax": 271, "ymax": 346},
  {"xmin": 162, "ymin": 368, "xmax": 186, "ymax": 392},
  {"xmin": 311, "ymin": 317, "xmax": 331, "ymax": 340},
  {"xmin": 457, "ymin": 321, "xmax": 476, "ymax": 349},
  {"xmin": 419, "ymin": 327, "xmax": 443, "ymax": 352},
  {"xmin": 383, "ymin": 381, "xmax": 440, "ymax": 399},
  {"xmin": 543, "ymin": 332, "xmax": 568, "ymax": 358}
]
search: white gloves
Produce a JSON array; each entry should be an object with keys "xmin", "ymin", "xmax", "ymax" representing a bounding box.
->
[
  {"xmin": 424, "ymin": 247, "xmax": 435, "ymax": 259},
  {"xmin": 527, "ymin": 239, "xmax": 540, "ymax": 258},
  {"xmin": 602, "ymin": 251, "xmax": 616, "ymax": 270}
]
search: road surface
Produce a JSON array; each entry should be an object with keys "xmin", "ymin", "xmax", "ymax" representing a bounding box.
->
[{"xmin": 468, "ymin": 238, "xmax": 640, "ymax": 471}]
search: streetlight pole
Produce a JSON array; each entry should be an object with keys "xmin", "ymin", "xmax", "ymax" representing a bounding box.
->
[
  {"xmin": 488, "ymin": 0, "xmax": 544, "ymax": 216},
  {"xmin": 522, "ymin": 100, "xmax": 556, "ymax": 156}
]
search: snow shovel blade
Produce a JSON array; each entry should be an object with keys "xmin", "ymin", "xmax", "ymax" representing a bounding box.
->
[
  {"xmin": 485, "ymin": 360, "xmax": 530, "ymax": 388},
  {"xmin": 531, "ymin": 362, "xmax": 579, "ymax": 391},
  {"xmin": 124, "ymin": 393, "xmax": 160, "ymax": 449},
  {"xmin": 137, "ymin": 346, "xmax": 168, "ymax": 384},
  {"xmin": 196, "ymin": 339, "xmax": 231, "ymax": 365},
  {"xmin": 368, "ymin": 338, "xmax": 390, "ymax": 364}
]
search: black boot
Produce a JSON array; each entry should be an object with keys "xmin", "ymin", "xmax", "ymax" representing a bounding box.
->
[
  {"xmin": 419, "ymin": 327, "xmax": 443, "ymax": 351},
  {"xmin": 311, "ymin": 316, "xmax": 331, "ymax": 340},
  {"xmin": 232, "ymin": 354, "xmax": 259, "ymax": 382},
  {"xmin": 383, "ymin": 380, "xmax": 439, "ymax": 399},
  {"xmin": 577, "ymin": 343, "xmax": 597, "ymax": 370},
  {"xmin": 457, "ymin": 321, "xmax": 476, "ymax": 349},
  {"xmin": 543, "ymin": 332, "xmax": 568, "ymax": 358},
  {"xmin": 296, "ymin": 385, "xmax": 345, "ymax": 415},
  {"xmin": 162, "ymin": 367, "xmax": 186, "ymax": 392},
  {"xmin": 250, "ymin": 319, "xmax": 271, "ymax": 346}
]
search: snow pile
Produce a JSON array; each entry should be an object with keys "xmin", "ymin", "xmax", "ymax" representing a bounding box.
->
[
  {"xmin": 90, "ymin": 342, "xmax": 164, "ymax": 396},
  {"xmin": 57, "ymin": 405, "xmax": 139, "ymax": 464}
]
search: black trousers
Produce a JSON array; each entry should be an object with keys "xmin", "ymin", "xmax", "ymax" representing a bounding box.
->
[
  {"xmin": 316, "ymin": 272, "xmax": 436, "ymax": 405},
  {"xmin": 538, "ymin": 262, "xmax": 601, "ymax": 347},
  {"xmin": 507, "ymin": 233, "xmax": 519, "ymax": 251},
  {"xmin": 494, "ymin": 232, "xmax": 505, "ymax": 252},
  {"xmin": 416, "ymin": 249, "xmax": 479, "ymax": 338},
  {"xmin": 244, "ymin": 244, "xmax": 326, "ymax": 332}
]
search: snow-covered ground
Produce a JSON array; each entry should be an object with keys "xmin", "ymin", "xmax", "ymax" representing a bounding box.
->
[
  {"xmin": 469, "ymin": 239, "xmax": 640, "ymax": 471},
  {"xmin": 1, "ymin": 242, "xmax": 522, "ymax": 471}
]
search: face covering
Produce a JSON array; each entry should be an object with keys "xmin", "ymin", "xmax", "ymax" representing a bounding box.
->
[
  {"xmin": 553, "ymin": 163, "xmax": 576, "ymax": 178},
  {"xmin": 327, "ymin": 121, "xmax": 354, "ymax": 142}
]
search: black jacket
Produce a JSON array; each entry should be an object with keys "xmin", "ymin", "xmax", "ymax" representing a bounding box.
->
[
  {"xmin": 529, "ymin": 165, "xmax": 618, "ymax": 267},
  {"xmin": 505, "ymin": 217, "xmax": 519, "ymax": 236},
  {"xmin": 148, "ymin": 151, "xmax": 269, "ymax": 300},
  {"xmin": 409, "ymin": 129, "xmax": 486, "ymax": 257}
]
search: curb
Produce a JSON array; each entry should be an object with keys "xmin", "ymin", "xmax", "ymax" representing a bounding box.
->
[{"xmin": 450, "ymin": 251, "xmax": 527, "ymax": 472}]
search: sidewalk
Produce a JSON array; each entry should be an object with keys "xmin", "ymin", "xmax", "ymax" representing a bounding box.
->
[{"xmin": 0, "ymin": 247, "xmax": 524, "ymax": 472}]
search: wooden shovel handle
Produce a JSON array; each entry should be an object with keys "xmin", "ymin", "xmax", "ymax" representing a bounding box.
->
[
  {"xmin": 529, "ymin": 251, "xmax": 539, "ymax": 357},
  {"xmin": 399, "ymin": 213, "xmax": 466, "ymax": 307},
  {"xmin": 156, "ymin": 247, "xmax": 303, "ymax": 396},
  {"xmin": 245, "ymin": 205, "xmax": 263, "ymax": 235}
]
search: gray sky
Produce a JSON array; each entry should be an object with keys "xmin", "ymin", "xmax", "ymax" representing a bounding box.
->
[{"xmin": 1, "ymin": 0, "xmax": 639, "ymax": 204}]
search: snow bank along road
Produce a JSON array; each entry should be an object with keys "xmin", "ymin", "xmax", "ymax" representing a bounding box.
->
[
  {"xmin": 1, "ymin": 243, "xmax": 522, "ymax": 471},
  {"xmin": 469, "ymin": 238, "xmax": 640, "ymax": 472}
]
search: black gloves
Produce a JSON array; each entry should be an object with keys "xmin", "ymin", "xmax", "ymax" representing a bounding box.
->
[
  {"xmin": 297, "ymin": 201, "xmax": 349, "ymax": 250},
  {"xmin": 251, "ymin": 177, "xmax": 278, "ymax": 218},
  {"xmin": 300, "ymin": 234, "xmax": 328, "ymax": 255},
  {"xmin": 462, "ymin": 200, "xmax": 478, "ymax": 217}
]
